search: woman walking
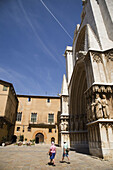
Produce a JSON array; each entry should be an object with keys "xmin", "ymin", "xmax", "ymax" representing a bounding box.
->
[
  {"xmin": 49, "ymin": 141, "xmax": 56, "ymax": 166},
  {"xmin": 62, "ymin": 141, "xmax": 70, "ymax": 163}
]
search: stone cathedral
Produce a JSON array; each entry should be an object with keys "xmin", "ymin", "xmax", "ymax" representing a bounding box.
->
[
  {"xmin": 60, "ymin": 0, "xmax": 113, "ymax": 159},
  {"xmin": 0, "ymin": 0, "xmax": 113, "ymax": 161}
]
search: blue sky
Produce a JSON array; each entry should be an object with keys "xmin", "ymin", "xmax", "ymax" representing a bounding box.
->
[{"xmin": 0, "ymin": 0, "xmax": 82, "ymax": 96}]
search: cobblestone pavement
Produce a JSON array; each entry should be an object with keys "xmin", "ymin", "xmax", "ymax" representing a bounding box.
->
[{"xmin": 0, "ymin": 144, "xmax": 113, "ymax": 170}]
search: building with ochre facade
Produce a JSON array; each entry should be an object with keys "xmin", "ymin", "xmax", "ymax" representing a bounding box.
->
[
  {"xmin": 14, "ymin": 95, "xmax": 60, "ymax": 144},
  {"xmin": 0, "ymin": 80, "xmax": 18, "ymax": 144}
]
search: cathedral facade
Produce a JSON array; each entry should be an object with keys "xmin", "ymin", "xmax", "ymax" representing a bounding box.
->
[{"xmin": 60, "ymin": 0, "xmax": 113, "ymax": 159}]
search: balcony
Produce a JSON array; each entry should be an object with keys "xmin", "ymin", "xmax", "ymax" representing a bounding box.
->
[{"xmin": 29, "ymin": 121, "xmax": 56, "ymax": 128}]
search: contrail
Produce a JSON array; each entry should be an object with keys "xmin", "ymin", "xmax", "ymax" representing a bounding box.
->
[
  {"xmin": 40, "ymin": 0, "xmax": 73, "ymax": 41},
  {"xmin": 18, "ymin": 0, "xmax": 59, "ymax": 64}
]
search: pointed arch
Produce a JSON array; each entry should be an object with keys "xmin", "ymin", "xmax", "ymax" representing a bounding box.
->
[
  {"xmin": 75, "ymin": 24, "xmax": 101, "ymax": 55},
  {"xmin": 69, "ymin": 57, "xmax": 88, "ymax": 149},
  {"xmin": 75, "ymin": 25, "xmax": 87, "ymax": 53}
]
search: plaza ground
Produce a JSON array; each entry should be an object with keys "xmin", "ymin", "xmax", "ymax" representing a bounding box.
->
[{"xmin": 0, "ymin": 144, "xmax": 113, "ymax": 170}]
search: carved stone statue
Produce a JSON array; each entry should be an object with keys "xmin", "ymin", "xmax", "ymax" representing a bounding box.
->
[
  {"xmin": 64, "ymin": 120, "xmax": 68, "ymax": 131},
  {"xmin": 101, "ymin": 94, "xmax": 109, "ymax": 118},
  {"xmin": 70, "ymin": 117, "xmax": 73, "ymax": 131},
  {"xmin": 79, "ymin": 119, "xmax": 83, "ymax": 130},
  {"xmin": 87, "ymin": 99, "xmax": 91, "ymax": 122},
  {"xmin": 60, "ymin": 120, "xmax": 64, "ymax": 131},
  {"xmin": 60, "ymin": 119, "xmax": 68, "ymax": 131},
  {"xmin": 92, "ymin": 94, "xmax": 103, "ymax": 119},
  {"xmin": 75, "ymin": 121, "xmax": 78, "ymax": 131},
  {"xmin": 91, "ymin": 95, "xmax": 96, "ymax": 121}
]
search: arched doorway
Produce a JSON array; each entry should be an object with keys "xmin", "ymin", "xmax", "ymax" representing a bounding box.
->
[
  {"xmin": 69, "ymin": 59, "xmax": 88, "ymax": 150},
  {"xmin": 12, "ymin": 135, "xmax": 17, "ymax": 143},
  {"xmin": 51, "ymin": 137, "xmax": 55, "ymax": 143},
  {"xmin": 35, "ymin": 133, "xmax": 44, "ymax": 144}
]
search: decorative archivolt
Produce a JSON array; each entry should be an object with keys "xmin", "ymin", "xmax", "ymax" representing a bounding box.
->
[
  {"xmin": 74, "ymin": 24, "xmax": 101, "ymax": 63},
  {"xmin": 75, "ymin": 25, "xmax": 86, "ymax": 53}
]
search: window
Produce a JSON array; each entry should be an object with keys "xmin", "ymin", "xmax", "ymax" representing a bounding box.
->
[
  {"xmin": 47, "ymin": 98, "xmax": 50, "ymax": 103},
  {"xmin": 31, "ymin": 113, "xmax": 37, "ymax": 123},
  {"xmin": 22, "ymin": 125, "xmax": 24, "ymax": 132},
  {"xmin": 51, "ymin": 137, "xmax": 55, "ymax": 142},
  {"xmin": 17, "ymin": 127, "xmax": 20, "ymax": 131},
  {"xmin": 28, "ymin": 97, "xmax": 31, "ymax": 102},
  {"xmin": 3, "ymin": 86, "xmax": 8, "ymax": 91},
  {"xmin": 48, "ymin": 113, "xmax": 54, "ymax": 123},
  {"xmin": 27, "ymin": 127, "xmax": 31, "ymax": 132},
  {"xmin": 16, "ymin": 112, "xmax": 22, "ymax": 121},
  {"xmin": 49, "ymin": 129, "xmax": 52, "ymax": 133}
]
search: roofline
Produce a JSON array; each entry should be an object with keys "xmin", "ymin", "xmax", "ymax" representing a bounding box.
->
[
  {"xmin": 0, "ymin": 80, "xmax": 61, "ymax": 100},
  {"xmin": 0, "ymin": 79, "xmax": 13, "ymax": 88},
  {"xmin": 17, "ymin": 94, "xmax": 61, "ymax": 99},
  {"xmin": 0, "ymin": 79, "xmax": 18, "ymax": 102}
]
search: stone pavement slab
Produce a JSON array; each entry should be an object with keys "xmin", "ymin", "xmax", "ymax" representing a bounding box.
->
[{"xmin": 0, "ymin": 144, "xmax": 113, "ymax": 170}]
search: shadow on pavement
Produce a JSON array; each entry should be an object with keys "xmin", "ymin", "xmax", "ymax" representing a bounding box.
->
[
  {"xmin": 48, "ymin": 162, "xmax": 53, "ymax": 165},
  {"xmin": 47, "ymin": 162, "xmax": 56, "ymax": 166},
  {"xmin": 59, "ymin": 161, "xmax": 70, "ymax": 164},
  {"xmin": 70, "ymin": 148, "xmax": 90, "ymax": 156}
]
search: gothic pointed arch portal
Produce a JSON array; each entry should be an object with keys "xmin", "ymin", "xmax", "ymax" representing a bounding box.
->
[
  {"xmin": 69, "ymin": 57, "xmax": 88, "ymax": 151},
  {"xmin": 63, "ymin": 0, "xmax": 113, "ymax": 159}
]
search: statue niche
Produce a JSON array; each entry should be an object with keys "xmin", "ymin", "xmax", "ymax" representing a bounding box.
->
[
  {"xmin": 91, "ymin": 95, "xmax": 96, "ymax": 121},
  {"xmin": 60, "ymin": 119, "xmax": 68, "ymax": 131},
  {"xmin": 87, "ymin": 97, "xmax": 92, "ymax": 122},
  {"xmin": 101, "ymin": 94, "xmax": 109, "ymax": 118},
  {"xmin": 91, "ymin": 94, "xmax": 103, "ymax": 119},
  {"xmin": 91, "ymin": 94, "xmax": 109, "ymax": 120}
]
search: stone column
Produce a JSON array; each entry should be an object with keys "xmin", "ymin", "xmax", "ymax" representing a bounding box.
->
[
  {"xmin": 60, "ymin": 114, "xmax": 70, "ymax": 148},
  {"xmin": 60, "ymin": 73, "xmax": 70, "ymax": 148},
  {"xmin": 86, "ymin": 84, "xmax": 113, "ymax": 159}
]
